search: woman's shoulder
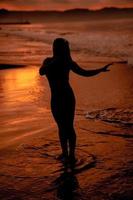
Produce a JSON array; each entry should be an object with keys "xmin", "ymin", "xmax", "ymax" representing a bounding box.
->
[{"xmin": 43, "ymin": 57, "xmax": 53, "ymax": 65}]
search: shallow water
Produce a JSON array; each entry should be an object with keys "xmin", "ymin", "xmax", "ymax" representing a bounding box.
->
[
  {"xmin": 0, "ymin": 63, "xmax": 133, "ymax": 149},
  {"xmin": 0, "ymin": 19, "xmax": 133, "ymax": 146},
  {"xmin": 0, "ymin": 19, "xmax": 133, "ymax": 200},
  {"xmin": 0, "ymin": 66, "xmax": 54, "ymax": 148}
]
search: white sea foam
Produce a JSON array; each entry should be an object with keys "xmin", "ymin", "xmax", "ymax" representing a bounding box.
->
[{"xmin": 1, "ymin": 18, "xmax": 133, "ymax": 65}]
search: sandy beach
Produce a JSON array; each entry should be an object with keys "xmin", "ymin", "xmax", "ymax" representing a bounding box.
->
[
  {"xmin": 0, "ymin": 62, "xmax": 133, "ymax": 200},
  {"xmin": 0, "ymin": 18, "xmax": 133, "ymax": 199}
]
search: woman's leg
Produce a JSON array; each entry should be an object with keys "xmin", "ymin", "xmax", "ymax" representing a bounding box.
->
[
  {"xmin": 51, "ymin": 101, "xmax": 68, "ymax": 159},
  {"xmin": 68, "ymin": 126, "xmax": 76, "ymax": 160},
  {"xmin": 51, "ymin": 91, "xmax": 76, "ymax": 161},
  {"xmin": 58, "ymin": 126, "xmax": 68, "ymax": 158},
  {"xmin": 58, "ymin": 124, "xmax": 76, "ymax": 163}
]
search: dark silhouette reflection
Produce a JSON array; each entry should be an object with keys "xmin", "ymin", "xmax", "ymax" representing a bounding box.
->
[
  {"xmin": 39, "ymin": 38, "xmax": 113, "ymax": 163},
  {"xmin": 54, "ymin": 167, "xmax": 80, "ymax": 200}
]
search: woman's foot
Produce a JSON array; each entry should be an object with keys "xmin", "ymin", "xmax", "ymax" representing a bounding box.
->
[{"xmin": 69, "ymin": 155, "xmax": 77, "ymax": 166}]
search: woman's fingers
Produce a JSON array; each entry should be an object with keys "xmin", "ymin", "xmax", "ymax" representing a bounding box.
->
[
  {"xmin": 102, "ymin": 62, "xmax": 113, "ymax": 72},
  {"xmin": 104, "ymin": 62, "xmax": 113, "ymax": 68}
]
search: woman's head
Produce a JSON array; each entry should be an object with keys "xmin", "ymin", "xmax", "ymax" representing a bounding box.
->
[{"xmin": 53, "ymin": 38, "xmax": 71, "ymax": 60}]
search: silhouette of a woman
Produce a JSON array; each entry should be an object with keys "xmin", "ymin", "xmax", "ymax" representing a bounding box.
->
[{"xmin": 39, "ymin": 38, "xmax": 112, "ymax": 164}]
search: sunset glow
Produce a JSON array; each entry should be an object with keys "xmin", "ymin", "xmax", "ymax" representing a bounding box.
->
[
  {"xmin": 0, "ymin": 0, "xmax": 133, "ymax": 197},
  {"xmin": 0, "ymin": 0, "xmax": 133, "ymax": 11}
]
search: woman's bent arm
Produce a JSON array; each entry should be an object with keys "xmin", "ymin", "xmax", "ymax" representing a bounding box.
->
[
  {"xmin": 39, "ymin": 58, "xmax": 51, "ymax": 75},
  {"xmin": 71, "ymin": 61, "xmax": 113, "ymax": 77}
]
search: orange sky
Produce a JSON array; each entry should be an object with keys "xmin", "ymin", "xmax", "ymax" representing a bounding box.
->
[{"xmin": 0, "ymin": 0, "xmax": 133, "ymax": 11}]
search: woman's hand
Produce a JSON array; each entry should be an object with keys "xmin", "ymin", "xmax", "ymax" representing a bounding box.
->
[{"xmin": 101, "ymin": 62, "xmax": 113, "ymax": 72}]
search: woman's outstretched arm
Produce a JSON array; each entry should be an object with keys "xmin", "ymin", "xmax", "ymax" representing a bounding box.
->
[{"xmin": 70, "ymin": 61, "xmax": 113, "ymax": 77}]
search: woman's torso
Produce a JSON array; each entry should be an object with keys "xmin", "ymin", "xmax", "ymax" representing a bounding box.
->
[{"xmin": 45, "ymin": 57, "xmax": 73, "ymax": 97}]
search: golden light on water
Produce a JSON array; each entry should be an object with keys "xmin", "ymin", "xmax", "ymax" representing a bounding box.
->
[
  {"xmin": 0, "ymin": 66, "xmax": 39, "ymax": 108},
  {"xmin": 1, "ymin": 67, "xmax": 37, "ymax": 91}
]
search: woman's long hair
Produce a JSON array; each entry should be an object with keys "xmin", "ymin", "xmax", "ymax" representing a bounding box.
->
[{"xmin": 53, "ymin": 38, "xmax": 72, "ymax": 61}]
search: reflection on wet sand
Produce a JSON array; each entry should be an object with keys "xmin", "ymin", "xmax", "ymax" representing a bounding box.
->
[
  {"xmin": 0, "ymin": 20, "xmax": 133, "ymax": 200},
  {"xmin": 0, "ymin": 66, "xmax": 53, "ymax": 149},
  {"xmin": 55, "ymin": 171, "xmax": 79, "ymax": 200}
]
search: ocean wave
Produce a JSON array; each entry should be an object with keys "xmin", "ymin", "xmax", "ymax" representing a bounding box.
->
[
  {"xmin": 85, "ymin": 108, "xmax": 133, "ymax": 128},
  {"xmin": 1, "ymin": 22, "xmax": 133, "ymax": 65}
]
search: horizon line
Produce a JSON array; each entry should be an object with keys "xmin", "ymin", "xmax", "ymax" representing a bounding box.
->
[{"xmin": 1, "ymin": 6, "xmax": 133, "ymax": 12}]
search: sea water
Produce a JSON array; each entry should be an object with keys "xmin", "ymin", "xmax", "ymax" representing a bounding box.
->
[
  {"xmin": 0, "ymin": 18, "xmax": 133, "ymax": 145},
  {"xmin": 0, "ymin": 18, "xmax": 133, "ymax": 65}
]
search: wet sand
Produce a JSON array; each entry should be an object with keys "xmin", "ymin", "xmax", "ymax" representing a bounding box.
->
[
  {"xmin": 0, "ymin": 17, "xmax": 133, "ymax": 199},
  {"xmin": 0, "ymin": 63, "xmax": 133, "ymax": 200}
]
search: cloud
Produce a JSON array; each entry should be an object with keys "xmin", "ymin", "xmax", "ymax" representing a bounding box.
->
[{"xmin": 0, "ymin": 0, "xmax": 133, "ymax": 10}]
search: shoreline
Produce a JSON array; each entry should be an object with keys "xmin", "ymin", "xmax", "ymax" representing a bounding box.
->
[
  {"xmin": 0, "ymin": 62, "xmax": 133, "ymax": 199},
  {"xmin": 0, "ymin": 16, "xmax": 133, "ymax": 199},
  {"xmin": 0, "ymin": 116, "xmax": 133, "ymax": 199}
]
